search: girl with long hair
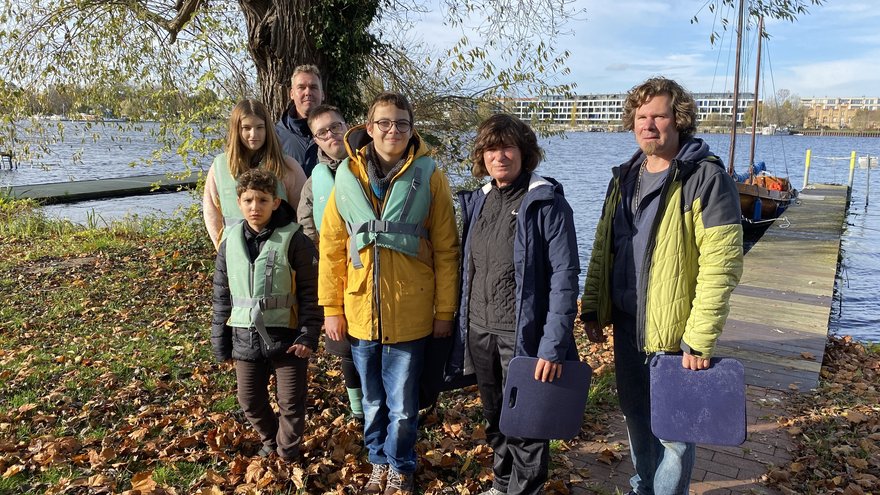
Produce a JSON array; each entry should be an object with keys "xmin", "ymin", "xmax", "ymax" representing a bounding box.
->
[{"xmin": 203, "ymin": 98, "xmax": 307, "ymax": 248}]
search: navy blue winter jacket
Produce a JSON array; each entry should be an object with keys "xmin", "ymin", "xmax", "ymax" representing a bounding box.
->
[{"xmin": 447, "ymin": 172, "xmax": 581, "ymax": 379}]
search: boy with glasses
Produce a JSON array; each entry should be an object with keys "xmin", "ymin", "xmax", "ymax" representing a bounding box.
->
[
  {"xmin": 318, "ymin": 92, "xmax": 460, "ymax": 494},
  {"xmin": 297, "ymin": 104, "xmax": 365, "ymax": 426}
]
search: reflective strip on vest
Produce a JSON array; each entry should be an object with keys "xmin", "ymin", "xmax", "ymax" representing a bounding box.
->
[
  {"xmin": 213, "ymin": 153, "xmax": 288, "ymax": 232},
  {"xmin": 334, "ymin": 156, "xmax": 434, "ymax": 269},
  {"xmin": 225, "ymin": 222, "xmax": 299, "ymax": 332},
  {"xmin": 311, "ymin": 162, "xmax": 336, "ymax": 233}
]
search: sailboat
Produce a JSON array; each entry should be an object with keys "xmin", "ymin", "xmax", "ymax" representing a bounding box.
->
[{"xmin": 727, "ymin": 1, "xmax": 797, "ymax": 226}]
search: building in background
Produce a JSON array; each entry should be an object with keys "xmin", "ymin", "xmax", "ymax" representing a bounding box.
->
[
  {"xmin": 503, "ymin": 93, "xmax": 880, "ymax": 131},
  {"xmin": 800, "ymin": 97, "xmax": 880, "ymax": 129}
]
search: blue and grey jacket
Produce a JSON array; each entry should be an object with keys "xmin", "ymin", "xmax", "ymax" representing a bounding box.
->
[
  {"xmin": 448, "ymin": 172, "xmax": 581, "ymax": 378},
  {"xmin": 275, "ymin": 103, "xmax": 318, "ymax": 177}
]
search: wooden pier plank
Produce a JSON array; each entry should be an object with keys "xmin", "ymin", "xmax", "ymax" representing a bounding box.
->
[
  {"xmin": 4, "ymin": 171, "xmax": 200, "ymax": 204},
  {"xmin": 717, "ymin": 183, "xmax": 848, "ymax": 393}
]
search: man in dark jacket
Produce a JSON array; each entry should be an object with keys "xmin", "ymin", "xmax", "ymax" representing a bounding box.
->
[
  {"xmin": 211, "ymin": 168, "xmax": 321, "ymax": 462},
  {"xmin": 581, "ymin": 77, "xmax": 743, "ymax": 495},
  {"xmin": 275, "ymin": 64, "xmax": 324, "ymax": 177}
]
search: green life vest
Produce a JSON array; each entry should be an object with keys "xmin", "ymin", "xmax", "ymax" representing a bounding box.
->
[
  {"xmin": 213, "ymin": 153, "xmax": 288, "ymax": 228},
  {"xmin": 334, "ymin": 156, "xmax": 434, "ymax": 268},
  {"xmin": 311, "ymin": 162, "xmax": 336, "ymax": 233},
  {"xmin": 225, "ymin": 222, "xmax": 300, "ymax": 331}
]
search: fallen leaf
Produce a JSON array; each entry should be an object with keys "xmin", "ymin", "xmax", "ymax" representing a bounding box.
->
[
  {"xmin": 597, "ymin": 448, "xmax": 621, "ymax": 465},
  {"xmin": 130, "ymin": 470, "xmax": 156, "ymax": 492},
  {"xmin": 2, "ymin": 465, "xmax": 24, "ymax": 478}
]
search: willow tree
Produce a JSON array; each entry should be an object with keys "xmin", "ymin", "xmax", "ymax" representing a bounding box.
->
[{"xmin": 0, "ymin": 0, "xmax": 825, "ymax": 167}]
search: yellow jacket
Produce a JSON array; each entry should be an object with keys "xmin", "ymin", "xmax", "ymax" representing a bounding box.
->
[{"xmin": 318, "ymin": 126, "xmax": 460, "ymax": 343}]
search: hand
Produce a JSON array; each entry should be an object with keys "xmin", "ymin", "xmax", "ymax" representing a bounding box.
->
[
  {"xmin": 324, "ymin": 315, "xmax": 347, "ymax": 342},
  {"xmin": 584, "ymin": 320, "xmax": 606, "ymax": 343},
  {"xmin": 534, "ymin": 358, "xmax": 562, "ymax": 383},
  {"xmin": 432, "ymin": 319, "xmax": 453, "ymax": 338},
  {"xmin": 287, "ymin": 344, "xmax": 312, "ymax": 359},
  {"xmin": 681, "ymin": 352, "xmax": 710, "ymax": 370}
]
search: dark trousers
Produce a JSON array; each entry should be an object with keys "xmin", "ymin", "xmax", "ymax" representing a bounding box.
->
[
  {"xmin": 235, "ymin": 354, "xmax": 308, "ymax": 460},
  {"xmin": 326, "ymin": 336, "xmax": 362, "ymax": 389},
  {"xmin": 469, "ymin": 329, "xmax": 549, "ymax": 495}
]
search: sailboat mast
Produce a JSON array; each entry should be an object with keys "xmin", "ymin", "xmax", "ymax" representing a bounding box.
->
[
  {"xmin": 748, "ymin": 16, "xmax": 764, "ymax": 178},
  {"xmin": 728, "ymin": 0, "xmax": 746, "ymax": 176}
]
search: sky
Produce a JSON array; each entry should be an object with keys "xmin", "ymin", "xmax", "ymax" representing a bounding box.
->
[{"xmin": 410, "ymin": 0, "xmax": 880, "ymax": 99}]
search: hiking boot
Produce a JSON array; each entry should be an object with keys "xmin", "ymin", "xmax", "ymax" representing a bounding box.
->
[
  {"xmin": 363, "ymin": 463, "xmax": 388, "ymax": 493},
  {"xmin": 384, "ymin": 468, "xmax": 415, "ymax": 495},
  {"xmin": 478, "ymin": 489, "xmax": 506, "ymax": 495}
]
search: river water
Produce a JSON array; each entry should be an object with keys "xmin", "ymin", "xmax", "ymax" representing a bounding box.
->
[{"xmin": 1, "ymin": 122, "xmax": 877, "ymax": 342}]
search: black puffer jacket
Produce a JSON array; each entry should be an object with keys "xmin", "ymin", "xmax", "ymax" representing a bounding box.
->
[
  {"xmin": 467, "ymin": 172, "xmax": 528, "ymax": 332},
  {"xmin": 211, "ymin": 200, "xmax": 321, "ymax": 362}
]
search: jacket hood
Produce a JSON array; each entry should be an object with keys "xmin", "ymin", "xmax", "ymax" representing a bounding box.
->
[
  {"xmin": 614, "ymin": 137, "xmax": 720, "ymax": 181},
  {"xmin": 343, "ymin": 124, "xmax": 430, "ymax": 165},
  {"xmin": 268, "ymin": 199, "xmax": 297, "ymax": 229},
  {"xmin": 477, "ymin": 171, "xmax": 563, "ymax": 204}
]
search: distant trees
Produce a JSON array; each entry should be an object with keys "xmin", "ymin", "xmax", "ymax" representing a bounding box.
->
[
  {"xmin": 0, "ymin": 0, "xmax": 579, "ymax": 171},
  {"xmin": 741, "ymin": 89, "xmax": 807, "ymax": 129},
  {"xmin": 851, "ymin": 110, "xmax": 880, "ymax": 131}
]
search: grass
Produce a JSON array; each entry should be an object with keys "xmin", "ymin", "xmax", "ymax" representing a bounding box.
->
[
  {"xmin": 152, "ymin": 462, "xmax": 208, "ymax": 490},
  {"xmin": 0, "ymin": 199, "xmax": 630, "ymax": 493},
  {"xmin": 588, "ymin": 368, "xmax": 618, "ymax": 410}
]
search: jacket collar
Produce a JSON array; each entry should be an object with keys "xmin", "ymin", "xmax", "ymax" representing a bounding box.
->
[
  {"xmin": 614, "ymin": 137, "xmax": 717, "ymax": 182},
  {"xmin": 479, "ymin": 171, "xmax": 558, "ymax": 201}
]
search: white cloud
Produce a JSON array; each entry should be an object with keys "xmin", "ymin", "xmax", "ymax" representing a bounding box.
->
[{"xmin": 782, "ymin": 53, "xmax": 880, "ymax": 96}]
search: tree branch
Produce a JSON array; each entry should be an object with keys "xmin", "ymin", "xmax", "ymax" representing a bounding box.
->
[{"xmin": 118, "ymin": 0, "xmax": 203, "ymax": 43}]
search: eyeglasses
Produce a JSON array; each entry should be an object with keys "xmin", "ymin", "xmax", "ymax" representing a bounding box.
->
[
  {"xmin": 372, "ymin": 119, "xmax": 412, "ymax": 133},
  {"xmin": 314, "ymin": 122, "xmax": 346, "ymax": 140}
]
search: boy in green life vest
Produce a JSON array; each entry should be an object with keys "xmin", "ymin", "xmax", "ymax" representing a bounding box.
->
[
  {"xmin": 318, "ymin": 92, "xmax": 460, "ymax": 495},
  {"xmin": 295, "ymin": 104, "xmax": 366, "ymax": 424},
  {"xmin": 211, "ymin": 168, "xmax": 322, "ymax": 462}
]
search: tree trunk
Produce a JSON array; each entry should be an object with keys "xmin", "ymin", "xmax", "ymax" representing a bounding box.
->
[{"xmin": 239, "ymin": 0, "xmax": 328, "ymax": 120}]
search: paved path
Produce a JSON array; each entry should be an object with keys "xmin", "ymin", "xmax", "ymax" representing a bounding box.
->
[{"xmin": 562, "ymin": 184, "xmax": 848, "ymax": 494}]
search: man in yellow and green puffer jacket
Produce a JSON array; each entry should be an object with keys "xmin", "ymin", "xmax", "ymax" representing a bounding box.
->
[{"xmin": 580, "ymin": 77, "xmax": 743, "ymax": 495}]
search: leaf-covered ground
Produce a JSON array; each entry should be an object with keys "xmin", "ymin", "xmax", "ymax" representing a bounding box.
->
[
  {"xmin": 0, "ymin": 204, "xmax": 620, "ymax": 494},
  {"xmin": 767, "ymin": 336, "xmax": 880, "ymax": 495},
  {"xmin": 1, "ymin": 201, "xmax": 877, "ymax": 494}
]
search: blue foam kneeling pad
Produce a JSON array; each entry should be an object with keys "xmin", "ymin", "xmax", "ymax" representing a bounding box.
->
[
  {"xmin": 499, "ymin": 357, "xmax": 592, "ymax": 440},
  {"xmin": 649, "ymin": 354, "xmax": 746, "ymax": 446}
]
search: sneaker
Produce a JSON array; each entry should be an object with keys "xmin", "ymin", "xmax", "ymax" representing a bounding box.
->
[
  {"xmin": 364, "ymin": 463, "xmax": 388, "ymax": 494},
  {"xmin": 478, "ymin": 489, "xmax": 506, "ymax": 495},
  {"xmin": 384, "ymin": 468, "xmax": 415, "ymax": 495}
]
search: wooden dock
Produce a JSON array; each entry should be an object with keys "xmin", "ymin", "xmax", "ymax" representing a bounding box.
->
[
  {"xmin": 716, "ymin": 183, "xmax": 848, "ymax": 392},
  {"xmin": 4, "ymin": 172, "xmax": 200, "ymax": 204}
]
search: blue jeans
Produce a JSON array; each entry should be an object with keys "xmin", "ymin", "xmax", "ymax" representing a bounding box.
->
[
  {"xmin": 351, "ymin": 337, "xmax": 427, "ymax": 474},
  {"xmin": 613, "ymin": 312, "xmax": 695, "ymax": 495}
]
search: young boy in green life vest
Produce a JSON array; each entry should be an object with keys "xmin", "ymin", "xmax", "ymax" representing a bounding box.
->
[
  {"xmin": 211, "ymin": 168, "xmax": 322, "ymax": 462},
  {"xmin": 295, "ymin": 104, "xmax": 365, "ymax": 424},
  {"xmin": 318, "ymin": 92, "xmax": 460, "ymax": 495}
]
